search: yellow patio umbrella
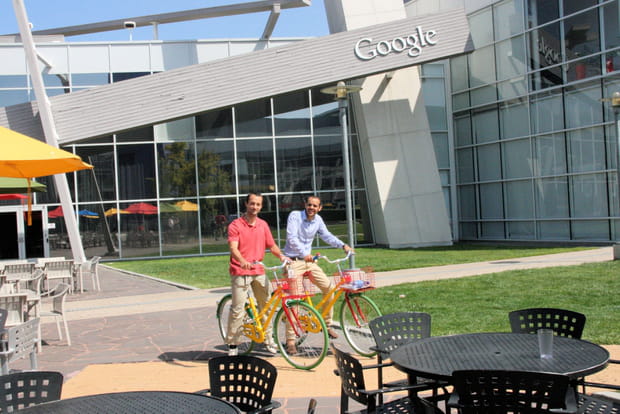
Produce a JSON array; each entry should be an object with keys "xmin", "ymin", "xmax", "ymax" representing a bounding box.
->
[
  {"xmin": 175, "ymin": 200, "xmax": 198, "ymax": 211},
  {"xmin": 104, "ymin": 207, "xmax": 130, "ymax": 217},
  {"xmin": 0, "ymin": 126, "xmax": 93, "ymax": 224}
]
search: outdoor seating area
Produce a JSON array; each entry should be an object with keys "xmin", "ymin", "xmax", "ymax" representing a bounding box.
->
[{"xmin": 0, "ymin": 250, "xmax": 617, "ymax": 413}]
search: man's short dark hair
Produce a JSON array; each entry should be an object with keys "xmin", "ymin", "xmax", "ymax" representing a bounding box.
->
[
  {"xmin": 246, "ymin": 192, "xmax": 262, "ymax": 203},
  {"xmin": 304, "ymin": 195, "xmax": 322, "ymax": 206}
]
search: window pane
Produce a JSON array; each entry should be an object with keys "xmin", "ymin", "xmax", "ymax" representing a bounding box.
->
[
  {"xmin": 567, "ymin": 127, "xmax": 606, "ymax": 173},
  {"xmin": 566, "ymin": 55, "xmax": 601, "ymax": 82},
  {"xmin": 494, "ymin": 0, "xmax": 525, "ymax": 41},
  {"xmin": 471, "ymin": 85, "xmax": 497, "ymax": 107},
  {"xmin": 530, "ymin": 92, "xmax": 564, "ymax": 134},
  {"xmin": 312, "ymin": 100, "xmax": 340, "ymax": 137},
  {"xmin": 273, "ymin": 91, "xmax": 311, "ymax": 136},
  {"xmin": 196, "ymin": 140, "xmax": 236, "ymax": 196},
  {"xmin": 235, "ymin": 99, "xmax": 272, "ymax": 137},
  {"xmin": 432, "ymin": 133, "xmax": 450, "ymax": 169},
  {"xmin": 457, "ymin": 148, "xmax": 475, "ymax": 183},
  {"xmin": 538, "ymin": 221, "xmax": 570, "ymax": 240},
  {"xmin": 458, "ymin": 185, "xmax": 477, "ymax": 219},
  {"xmin": 498, "ymin": 77, "xmax": 527, "ymax": 100},
  {"xmin": 455, "ymin": 114, "xmax": 472, "ymax": 146},
  {"xmin": 450, "ymin": 55, "xmax": 469, "ymax": 91},
  {"xmin": 500, "ymin": 100, "xmax": 529, "ymax": 139},
  {"xmin": 535, "ymin": 177, "xmax": 569, "ymax": 218},
  {"xmin": 503, "ymin": 139, "xmax": 532, "ymax": 179},
  {"xmin": 116, "ymin": 126, "xmax": 154, "ymax": 143},
  {"xmin": 496, "ymin": 36, "xmax": 527, "ymax": 80},
  {"xmin": 71, "ymin": 73, "xmax": 109, "ymax": 87},
  {"xmin": 481, "ymin": 222, "xmax": 505, "ymax": 238},
  {"xmin": 564, "ymin": 84, "xmax": 602, "ymax": 129},
  {"xmin": 422, "ymin": 78, "xmax": 447, "ymax": 130},
  {"xmin": 469, "ymin": 8, "xmax": 494, "ymax": 47},
  {"xmin": 315, "ymin": 135, "xmax": 344, "ymax": 191},
  {"xmin": 564, "ymin": 9, "xmax": 600, "ymax": 60},
  {"xmin": 529, "ymin": 23, "xmax": 563, "ymax": 90},
  {"xmin": 528, "ymin": 0, "xmax": 559, "ymax": 28},
  {"xmin": 154, "ymin": 118, "xmax": 195, "ymax": 142},
  {"xmin": 571, "ymin": 173, "xmax": 608, "ymax": 218},
  {"xmin": 477, "ymin": 144, "xmax": 502, "ymax": 181},
  {"xmin": 276, "ymin": 137, "xmax": 313, "ymax": 192},
  {"xmin": 480, "ymin": 183, "xmax": 504, "ymax": 219},
  {"xmin": 469, "ymin": 46, "xmax": 496, "ymax": 87},
  {"xmin": 452, "ymin": 92, "xmax": 470, "ymax": 111},
  {"xmin": 0, "ymin": 75, "xmax": 27, "ymax": 88},
  {"xmin": 534, "ymin": 133, "xmax": 567, "ymax": 176},
  {"xmin": 236, "ymin": 138, "xmax": 274, "ymax": 193},
  {"xmin": 117, "ymin": 144, "xmax": 156, "ymax": 199},
  {"xmin": 507, "ymin": 221, "xmax": 535, "ymax": 239},
  {"xmin": 157, "ymin": 142, "xmax": 197, "ymax": 198},
  {"xmin": 196, "ymin": 108, "xmax": 233, "ymax": 139},
  {"xmin": 603, "ymin": 1, "xmax": 620, "ymax": 50},
  {"xmin": 75, "ymin": 146, "xmax": 116, "ymax": 202},
  {"xmin": 473, "ymin": 109, "xmax": 499, "ymax": 144},
  {"xmin": 505, "ymin": 180, "xmax": 533, "ymax": 218},
  {"xmin": 572, "ymin": 220, "xmax": 609, "ymax": 240},
  {"xmin": 563, "ymin": 0, "xmax": 597, "ymax": 16}
]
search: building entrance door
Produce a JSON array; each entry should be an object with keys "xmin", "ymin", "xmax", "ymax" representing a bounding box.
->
[{"xmin": 0, "ymin": 206, "xmax": 47, "ymax": 259}]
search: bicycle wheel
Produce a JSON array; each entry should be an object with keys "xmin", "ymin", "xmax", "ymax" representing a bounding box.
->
[
  {"xmin": 273, "ymin": 300, "xmax": 328, "ymax": 370},
  {"xmin": 215, "ymin": 294, "xmax": 254, "ymax": 355},
  {"xmin": 339, "ymin": 293, "xmax": 381, "ymax": 357}
]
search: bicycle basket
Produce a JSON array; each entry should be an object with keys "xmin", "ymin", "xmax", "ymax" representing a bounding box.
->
[
  {"xmin": 271, "ymin": 277, "xmax": 307, "ymax": 296},
  {"xmin": 335, "ymin": 269, "xmax": 376, "ymax": 291}
]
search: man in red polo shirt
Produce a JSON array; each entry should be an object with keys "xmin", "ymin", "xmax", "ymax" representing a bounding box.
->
[{"xmin": 226, "ymin": 192, "xmax": 286, "ymax": 356}]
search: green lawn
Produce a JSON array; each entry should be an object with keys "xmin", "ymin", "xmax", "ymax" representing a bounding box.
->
[{"xmin": 106, "ymin": 244, "xmax": 619, "ymax": 344}]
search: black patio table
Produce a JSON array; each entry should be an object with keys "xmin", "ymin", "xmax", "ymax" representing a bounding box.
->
[
  {"xmin": 16, "ymin": 390, "xmax": 242, "ymax": 414},
  {"xmin": 390, "ymin": 332, "xmax": 610, "ymax": 384}
]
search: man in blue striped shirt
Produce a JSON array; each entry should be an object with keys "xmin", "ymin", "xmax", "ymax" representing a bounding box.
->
[{"xmin": 282, "ymin": 195, "xmax": 352, "ymax": 354}]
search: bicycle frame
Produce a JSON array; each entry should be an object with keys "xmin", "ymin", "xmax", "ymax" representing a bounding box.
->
[{"xmin": 243, "ymin": 261, "xmax": 317, "ymax": 343}]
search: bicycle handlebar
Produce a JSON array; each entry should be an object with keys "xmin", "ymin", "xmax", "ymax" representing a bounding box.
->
[
  {"xmin": 314, "ymin": 250, "xmax": 354, "ymax": 264},
  {"xmin": 252, "ymin": 260, "xmax": 290, "ymax": 271}
]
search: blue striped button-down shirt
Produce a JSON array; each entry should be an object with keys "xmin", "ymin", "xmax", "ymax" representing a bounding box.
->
[{"xmin": 283, "ymin": 210, "xmax": 344, "ymax": 258}]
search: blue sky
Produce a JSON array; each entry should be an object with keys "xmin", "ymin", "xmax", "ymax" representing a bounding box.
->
[{"xmin": 1, "ymin": 0, "xmax": 329, "ymax": 42}]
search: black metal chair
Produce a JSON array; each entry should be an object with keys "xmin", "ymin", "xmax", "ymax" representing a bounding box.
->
[
  {"xmin": 508, "ymin": 308, "xmax": 586, "ymax": 338},
  {"xmin": 307, "ymin": 398, "xmax": 317, "ymax": 414},
  {"xmin": 369, "ymin": 312, "xmax": 449, "ymax": 403},
  {"xmin": 448, "ymin": 370, "xmax": 577, "ymax": 414},
  {"xmin": 331, "ymin": 344, "xmax": 443, "ymax": 414},
  {"xmin": 201, "ymin": 355, "xmax": 280, "ymax": 414},
  {"xmin": 577, "ymin": 392, "xmax": 620, "ymax": 414},
  {"xmin": 582, "ymin": 359, "xmax": 620, "ymax": 393},
  {"xmin": 0, "ymin": 371, "xmax": 64, "ymax": 412}
]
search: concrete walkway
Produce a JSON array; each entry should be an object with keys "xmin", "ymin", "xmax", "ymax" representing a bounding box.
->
[{"xmin": 13, "ymin": 246, "xmax": 616, "ymax": 413}]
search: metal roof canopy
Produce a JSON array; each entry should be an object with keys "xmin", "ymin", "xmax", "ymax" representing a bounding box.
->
[
  {"xmin": 0, "ymin": 8, "xmax": 473, "ymax": 144},
  {"xmin": 7, "ymin": 0, "xmax": 310, "ymax": 39}
]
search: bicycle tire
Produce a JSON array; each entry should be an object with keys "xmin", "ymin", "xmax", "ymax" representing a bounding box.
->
[
  {"xmin": 215, "ymin": 294, "xmax": 254, "ymax": 355},
  {"xmin": 339, "ymin": 293, "xmax": 381, "ymax": 357},
  {"xmin": 273, "ymin": 300, "xmax": 328, "ymax": 370}
]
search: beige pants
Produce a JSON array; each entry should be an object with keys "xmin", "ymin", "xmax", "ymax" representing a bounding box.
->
[
  {"xmin": 226, "ymin": 274, "xmax": 272, "ymax": 346},
  {"xmin": 286, "ymin": 260, "xmax": 334, "ymax": 340}
]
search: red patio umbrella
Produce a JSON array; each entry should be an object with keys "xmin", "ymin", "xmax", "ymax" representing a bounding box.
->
[
  {"xmin": 48, "ymin": 206, "xmax": 64, "ymax": 218},
  {"xmin": 0, "ymin": 194, "xmax": 28, "ymax": 200},
  {"xmin": 125, "ymin": 202, "xmax": 158, "ymax": 215}
]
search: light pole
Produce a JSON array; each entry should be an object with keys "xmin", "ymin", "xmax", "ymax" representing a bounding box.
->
[{"xmin": 321, "ymin": 81, "xmax": 362, "ymax": 268}]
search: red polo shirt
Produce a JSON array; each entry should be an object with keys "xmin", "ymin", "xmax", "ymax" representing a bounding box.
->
[{"xmin": 228, "ymin": 216, "xmax": 275, "ymax": 276}]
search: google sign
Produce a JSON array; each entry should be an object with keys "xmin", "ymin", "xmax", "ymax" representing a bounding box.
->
[{"xmin": 354, "ymin": 26, "xmax": 437, "ymax": 61}]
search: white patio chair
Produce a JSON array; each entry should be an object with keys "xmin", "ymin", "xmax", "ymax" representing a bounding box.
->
[
  {"xmin": 76, "ymin": 256, "xmax": 102, "ymax": 292},
  {"xmin": 40, "ymin": 283, "xmax": 71, "ymax": 346},
  {"xmin": 0, "ymin": 293, "xmax": 28, "ymax": 327},
  {"xmin": 43, "ymin": 260, "xmax": 75, "ymax": 293},
  {"xmin": 0, "ymin": 318, "xmax": 40, "ymax": 374}
]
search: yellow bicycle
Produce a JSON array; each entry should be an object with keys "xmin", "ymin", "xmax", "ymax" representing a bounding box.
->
[
  {"xmin": 301, "ymin": 251, "xmax": 381, "ymax": 357},
  {"xmin": 216, "ymin": 261, "xmax": 328, "ymax": 370}
]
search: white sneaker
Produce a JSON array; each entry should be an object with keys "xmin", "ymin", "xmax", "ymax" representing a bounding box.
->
[
  {"xmin": 228, "ymin": 346, "xmax": 238, "ymax": 356},
  {"xmin": 264, "ymin": 342, "xmax": 278, "ymax": 354}
]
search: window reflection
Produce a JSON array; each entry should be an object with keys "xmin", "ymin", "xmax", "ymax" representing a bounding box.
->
[
  {"xmin": 276, "ymin": 137, "xmax": 313, "ymax": 192},
  {"xmin": 157, "ymin": 142, "xmax": 197, "ymax": 198},
  {"xmin": 196, "ymin": 108, "xmax": 233, "ymax": 139},
  {"xmin": 117, "ymin": 144, "xmax": 156, "ymax": 199},
  {"xmin": 274, "ymin": 91, "xmax": 311, "ymax": 136},
  {"xmin": 235, "ymin": 99, "xmax": 272, "ymax": 137},
  {"xmin": 314, "ymin": 135, "xmax": 343, "ymax": 191},
  {"xmin": 196, "ymin": 140, "xmax": 235, "ymax": 196},
  {"xmin": 236, "ymin": 139, "xmax": 275, "ymax": 193},
  {"xmin": 75, "ymin": 146, "xmax": 116, "ymax": 202},
  {"xmin": 529, "ymin": 22, "xmax": 563, "ymax": 89}
]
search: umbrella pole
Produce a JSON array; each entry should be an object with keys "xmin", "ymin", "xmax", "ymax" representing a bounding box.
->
[{"xmin": 13, "ymin": 0, "xmax": 86, "ymax": 262}]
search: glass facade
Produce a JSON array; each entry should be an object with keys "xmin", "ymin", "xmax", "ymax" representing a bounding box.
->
[
  {"xmin": 36, "ymin": 88, "xmax": 369, "ymax": 258},
  {"xmin": 447, "ymin": 0, "xmax": 620, "ymax": 242}
]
